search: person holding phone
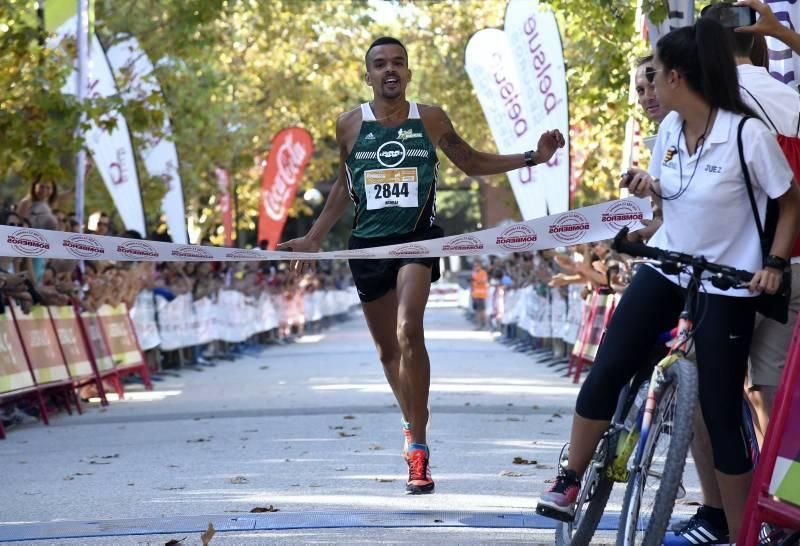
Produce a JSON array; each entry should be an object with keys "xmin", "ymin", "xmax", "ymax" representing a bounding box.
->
[
  {"xmin": 735, "ymin": 0, "xmax": 800, "ymax": 58},
  {"xmin": 535, "ymin": 19, "xmax": 800, "ymax": 546}
]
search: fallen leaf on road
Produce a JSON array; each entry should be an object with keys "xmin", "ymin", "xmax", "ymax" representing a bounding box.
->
[
  {"xmin": 250, "ymin": 505, "xmax": 279, "ymax": 513},
  {"xmin": 464, "ymin": 402, "xmax": 471, "ymax": 406},
  {"xmin": 63, "ymin": 476, "xmax": 74, "ymax": 481},
  {"xmin": 187, "ymin": 437, "xmax": 211, "ymax": 443},
  {"xmin": 164, "ymin": 538, "xmax": 186, "ymax": 545},
  {"xmin": 291, "ymin": 484, "xmax": 300, "ymax": 487},
  {"xmin": 375, "ymin": 478, "xmax": 395, "ymax": 483},
  {"xmin": 167, "ymin": 464, "xmax": 180, "ymax": 468},
  {"xmin": 330, "ymin": 426, "xmax": 344, "ymax": 430},
  {"xmin": 338, "ymin": 432, "xmax": 356, "ymax": 438},
  {"xmin": 229, "ymin": 476, "xmax": 249, "ymax": 484},
  {"xmin": 513, "ymin": 457, "xmax": 537, "ymax": 465},
  {"xmin": 99, "ymin": 454, "xmax": 120, "ymax": 459},
  {"xmin": 506, "ymin": 417, "xmax": 521, "ymax": 422},
  {"xmin": 545, "ymin": 419, "xmax": 554, "ymax": 423},
  {"xmin": 551, "ymin": 412, "xmax": 563, "ymax": 418},
  {"xmin": 507, "ymin": 403, "xmax": 514, "ymax": 407},
  {"xmin": 351, "ymin": 426, "xmax": 362, "ymax": 430},
  {"xmin": 499, "ymin": 471, "xmax": 524, "ymax": 477},
  {"xmin": 127, "ymin": 483, "xmax": 134, "ymax": 486},
  {"xmin": 368, "ymin": 444, "xmax": 383, "ymax": 450},
  {"xmin": 88, "ymin": 460, "xmax": 112, "ymax": 465},
  {"xmin": 201, "ymin": 523, "xmax": 215, "ymax": 546},
  {"xmin": 343, "ymin": 415, "xmax": 356, "ymax": 420},
  {"xmin": 259, "ymin": 366, "xmax": 269, "ymax": 370},
  {"xmin": 434, "ymin": 519, "xmax": 444, "ymax": 523}
]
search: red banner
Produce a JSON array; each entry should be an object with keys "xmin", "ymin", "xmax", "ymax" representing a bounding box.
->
[
  {"xmin": 215, "ymin": 167, "xmax": 233, "ymax": 247},
  {"xmin": 258, "ymin": 127, "xmax": 313, "ymax": 250}
]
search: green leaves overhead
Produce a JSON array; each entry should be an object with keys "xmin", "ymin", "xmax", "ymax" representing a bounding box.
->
[{"xmin": 2, "ymin": 0, "xmax": 653, "ymax": 242}]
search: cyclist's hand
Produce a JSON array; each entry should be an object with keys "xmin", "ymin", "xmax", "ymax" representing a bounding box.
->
[
  {"xmin": 750, "ymin": 267, "xmax": 783, "ymax": 294},
  {"xmin": 277, "ymin": 236, "xmax": 321, "ymax": 275},
  {"xmin": 620, "ymin": 168, "xmax": 655, "ymax": 198}
]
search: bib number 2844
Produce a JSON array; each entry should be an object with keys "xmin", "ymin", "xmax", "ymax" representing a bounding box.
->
[{"xmin": 364, "ymin": 167, "xmax": 419, "ymax": 210}]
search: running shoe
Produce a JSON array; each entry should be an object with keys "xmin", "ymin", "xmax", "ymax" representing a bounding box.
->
[
  {"xmin": 405, "ymin": 446, "xmax": 435, "ymax": 494},
  {"xmin": 402, "ymin": 408, "xmax": 431, "ymax": 460},
  {"xmin": 535, "ymin": 468, "xmax": 580, "ymax": 522},
  {"xmin": 662, "ymin": 514, "xmax": 729, "ymax": 545}
]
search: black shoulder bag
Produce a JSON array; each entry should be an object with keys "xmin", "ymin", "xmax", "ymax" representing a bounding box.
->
[{"xmin": 736, "ymin": 116, "xmax": 792, "ymax": 324}]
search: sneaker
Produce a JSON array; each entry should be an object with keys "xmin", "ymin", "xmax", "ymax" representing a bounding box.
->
[
  {"xmin": 402, "ymin": 408, "xmax": 431, "ymax": 460},
  {"xmin": 535, "ymin": 468, "xmax": 580, "ymax": 522},
  {"xmin": 405, "ymin": 446, "xmax": 434, "ymax": 495},
  {"xmin": 662, "ymin": 514, "xmax": 729, "ymax": 545},
  {"xmin": 670, "ymin": 505, "xmax": 728, "ymax": 534}
]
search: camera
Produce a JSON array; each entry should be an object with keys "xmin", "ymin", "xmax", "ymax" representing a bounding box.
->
[{"xmin": 702, "ymin": 4, "xmax": 756, "ymax": 28}]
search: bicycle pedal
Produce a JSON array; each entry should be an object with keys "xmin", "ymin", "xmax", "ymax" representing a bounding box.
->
[{"xmin": 535, "ymin": 504, "xmax": 575, "ymax": 523}]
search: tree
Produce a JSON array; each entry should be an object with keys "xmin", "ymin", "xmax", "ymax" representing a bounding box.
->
[{"xmin": 2, "ymin": 0, "xmax": 655, "ymax": 245}]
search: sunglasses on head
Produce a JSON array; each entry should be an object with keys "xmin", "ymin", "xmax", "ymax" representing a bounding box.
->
[{"xmin": 6, "ymin": 222, "xmax": 21, "ymax": 227}]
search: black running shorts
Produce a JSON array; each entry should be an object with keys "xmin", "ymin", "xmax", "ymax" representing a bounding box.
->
[{"xmin": 348, "ymin": 225, "xmax": 444, "ymax": 303}]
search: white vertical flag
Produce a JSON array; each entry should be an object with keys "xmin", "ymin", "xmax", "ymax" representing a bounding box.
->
[
  {"xmin": 504, "ymin": 0, "xmax": 570, "ymax": 214},
  {"xmin": 465, "ymin": 28, "xmax": 547, "ymax": 220},
  {"xmin": 106, "ymin": 37, "xmax": 187, "ymax": 243}
]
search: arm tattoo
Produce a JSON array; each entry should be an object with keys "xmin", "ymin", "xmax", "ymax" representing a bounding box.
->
[{"xmin": 440, "ymin": 130, "xmax": 473, "ymax": 165}]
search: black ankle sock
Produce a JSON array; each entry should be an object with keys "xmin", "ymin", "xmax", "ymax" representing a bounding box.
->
[{"xmin": 698, "ymin": 505, "xmax": 728, "ymax": 531}]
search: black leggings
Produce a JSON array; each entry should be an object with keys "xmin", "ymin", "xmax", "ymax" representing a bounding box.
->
[{"xmin": 576, "ymin": 266, "xmax": 756, "ymax": 475}]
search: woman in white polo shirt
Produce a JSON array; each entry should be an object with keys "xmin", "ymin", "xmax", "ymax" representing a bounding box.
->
[{"xmin": 535, "ymin": 18, "xmax": 800, "ymax": 543}]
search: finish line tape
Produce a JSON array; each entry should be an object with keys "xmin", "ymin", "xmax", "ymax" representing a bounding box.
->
[{"xmin": 0, "ymin": 198, "xmax": 651, "ymax": 262}]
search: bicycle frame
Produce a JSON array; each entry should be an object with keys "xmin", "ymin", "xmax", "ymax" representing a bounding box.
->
[{"xmin": 608, "ymin": 277, "xmax": 697, "ymax": 482}]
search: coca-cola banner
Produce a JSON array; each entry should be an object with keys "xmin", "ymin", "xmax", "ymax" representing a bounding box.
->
[
  {"xmin": 215, "ymin": 168, "xmax": 233, "ymax": 247},
  {"xmin": 258, "ymin": 127, "xmax": 314, "ymax": 250},
  {"xmin": 644, "ymin": 0, "xmax": 695, "ymax": 49},
  {"xmin": 46, "ymin": 2, "xmax": 147, "ymax": 235},
  {"xmin": 764, "ymin": 2, "xmax": 800, "ymax": 87}
]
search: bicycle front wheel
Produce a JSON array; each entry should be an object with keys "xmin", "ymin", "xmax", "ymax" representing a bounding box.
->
[
  {"xmin": 616, "ymin": 358, "xmax": 698, "ymax": 546},
  {"xmin": 555, "ymin": 433, "xmax": 618, "ymax": 546}
]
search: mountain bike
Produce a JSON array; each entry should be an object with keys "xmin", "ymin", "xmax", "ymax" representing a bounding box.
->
[{"xmin": 612, "ymin": 229, "xmax": 755, "ymax": 546}]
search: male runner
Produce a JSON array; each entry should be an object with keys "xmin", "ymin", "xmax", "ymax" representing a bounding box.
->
[{"xmin": 279, "ymin": 36, "xmax": 564, "ymax": 494}]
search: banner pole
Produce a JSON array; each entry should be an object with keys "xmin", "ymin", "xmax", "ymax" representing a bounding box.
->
[{"xmin": 74, "ymin": 0, "xmax": 89, "ymax": 234}]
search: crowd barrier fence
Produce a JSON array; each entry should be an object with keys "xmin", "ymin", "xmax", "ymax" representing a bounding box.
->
[{"xmin": 0, "ymin": 288, "xmax": 359, "ymax": 438}]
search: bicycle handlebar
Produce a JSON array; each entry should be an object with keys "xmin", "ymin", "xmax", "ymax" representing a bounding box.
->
[{"xmin": 612, "ymin": 228, "xmax": 754, "ymax": 289}]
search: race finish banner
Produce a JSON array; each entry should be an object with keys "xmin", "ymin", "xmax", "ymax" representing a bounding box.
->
[
  {"xmin": 258, "ymin": 127, "xmax": 314, "ymax": 250},
  {"xmin": 46, "ymin": 1, "xmax": 147, "ymax": 235},
  {"xmin": 0, "ymin": 198, "xmax": 651, "ymax": 261},
  {"xmin": 764, "ymin": 2, "xmax": 800, "ymax": 88},
  {"xmin": 106, "ymin": 37, "xmax": 188, "ymax": 243}
]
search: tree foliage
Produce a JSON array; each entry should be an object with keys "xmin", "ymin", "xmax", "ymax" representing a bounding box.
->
[{"xmin": 1, "ymin": 0, "xmax": 657, "ymax": 245}]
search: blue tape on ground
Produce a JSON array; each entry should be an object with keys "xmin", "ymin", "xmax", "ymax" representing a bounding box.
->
[{"xmin": 0, "ymin": 511, "xmax": 623, "ymax": 542}]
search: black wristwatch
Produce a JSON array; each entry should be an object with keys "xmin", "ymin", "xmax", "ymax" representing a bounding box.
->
[
  {"xmin": 764, "ymin": 254, "xmax": 789, "ymax": 270},
  {"xmin": 524, "ymin": 150, "xmax": 537, "ymax": 167}
]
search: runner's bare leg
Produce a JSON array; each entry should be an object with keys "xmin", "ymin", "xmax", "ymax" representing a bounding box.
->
[
  {"xmin": 396, "ymin": 263, "xmax": 433, "ymax": 446},
  {"xmin": 362, "ymin": 290, "xmax": 409, "ymax": 421}
]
